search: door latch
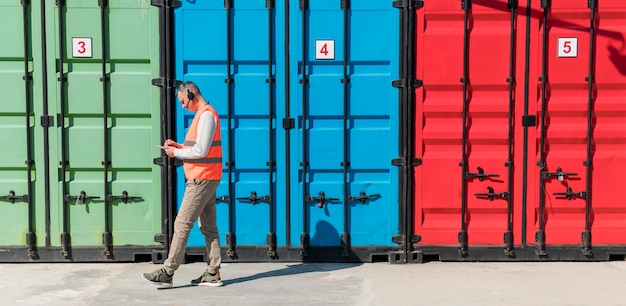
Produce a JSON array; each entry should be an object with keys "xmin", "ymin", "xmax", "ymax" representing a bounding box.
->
[
  {"xmin": 64, "ymin": 191, "xmax": 100, "ymax": 204},
  {"xmin": 105, "ymin": 191, "xmax": 142, "ymax": 204},
  {"xmin": 474, "ymin": 186, "xmax": 509, "ymax": 201},
  {"xmin": 0, "ymin": 190, "xmax": 28, "ymax": 204},
  {"xmin": 464, "ymin": 167, "xmax": 500, "ymax": 181},
  {"xmin": 541, "ymin": 167, "xmax": 577, "ymax": 181},
  {"xmin": 306, "ymin": 191, "xmax": 339, "ymax": 208},
  {"xmin": 553, "ymin": 187, "xmax": 587, "ymax": 200},
  {"xmin": 347, "ymin": 191, "xmax": 381, "ymax": 204},
  {"xmin": 236, "ymin": 191, "xmax": 270, "ymax": 204}
]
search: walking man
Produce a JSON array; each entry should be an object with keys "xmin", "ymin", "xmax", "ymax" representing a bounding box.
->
[{"xmin": 143, "ymin": 81, "xmax": 223, "ymax": 287}]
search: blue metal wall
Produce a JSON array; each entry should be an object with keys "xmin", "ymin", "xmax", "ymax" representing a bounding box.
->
[{"xmin": 175, "ymin": 0, "xmax": 398, "ymax": 254}]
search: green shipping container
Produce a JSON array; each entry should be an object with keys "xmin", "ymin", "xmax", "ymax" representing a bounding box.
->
[{"xmin": 0, "ymin": 0, "xmax": 171, "ymax": 262}]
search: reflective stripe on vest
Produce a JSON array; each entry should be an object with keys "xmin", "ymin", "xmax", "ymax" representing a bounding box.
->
[{"xmin": 182, "ymin": 104, "xmax": 223, "ymax": 180}]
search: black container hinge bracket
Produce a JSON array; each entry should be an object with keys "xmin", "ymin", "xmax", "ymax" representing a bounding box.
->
[
  {"xmin": 392, "ymin": 79, "xmax": 423, "ymax": 89},
  {"xmin": 216, "ymin": 195, "xmax": 231, "ymax": 203},
  {"xmin": 306, "ymin": 191, "xmax": 339, "ymax": 208},
  {"xmin": 40, "ymin": 115, "xmax": 54, "ymax": 127},
  {"xmin": 461, "ymin": 0, "xmax": 472, "ymax": 10},
  {"xmin": 21, "ymin": 0, "xmax": 31, "ymax": 6},
  {"xmin": 341, "ymin": 0, "xmax": 350, "ymax": 10},
  {"xmin": 154, "ymin": 233, "xmax": 166, "ymax": 243},
  {"xmin": 226, "ymin": 232, "xmax": 237, "ymax": 258},
  {"xmin": 541, "ymin": 167, "xmax": 577, "ymax": 181},
  {"xmin": 0, "ymin": 190, "xmax": 29, "ymax": 204},
  {"xmin": 474, "ymin": 186, "xmax": 509, "ymax": 201},
  {"xmin": 283, "ymin": 118, "xmax": 295, "ymax": 129},
  {"xmin": 150, "ymin": 0, "xmax": 182, "ymax": 8},
  {"xmin": 391, "ymin": 234, "xmax": 421, "ymax": 245},
  {"xmin": 392, "ymin": 0, "xmax": 424, "ymax": 9},
  {"xmin": 347, "ymin": 191, "xmax": 381, "ymax": 205},
  {"xmin": 464, "ymin": 167, "xmax": 499, "ymax": 181},
  {"xmin": 508, "ymin": 0, "xmax": 518, "ymax": 9},
  {"xmin": 541, "ymin": 0, "xmax": 551, "ymax": 8},
  {"xmin": 266, "ymin": 0, "xmax": 275, "ymax": 9},
  {"xmin": 151, "ymin": 77, "xmax": 178, "ymax": 88},
  {"xmin": 266, "ymin": 232, "xmax": 277, "ymax": 258},
  {"xmin": 236, "ymin": 191, "xmax": 270, "ymax": 204},
  {"xmin": 522, "ymin": 115, "xmax": 537, "ymax": 127},
  {"xmin": 299, "ymin": 233, "xmax": 310, "ymax": 257},
  {"xmin": 64, "ymin": 191, "xmax": 101, "ymax": 204},
  {"xmin": 56, "ymin": 0, "xmax": 65, "ymax": 6},
  {"xmin": 588, "ymin": 0, "xmax": 597, "ymax": 9},
  {"xmin": 553, "ymin": 187, "xmax": 587, "ymax": 200},
  {"xmin": 392, "ymin": 157, "xmax": 422, "ymax": 167},
  {"xmin": 106, "ymin": 191, "xmax": 142, "ymax": 204},
  {"xmin": 98, "ymin": 0, "xmax": 108, "ymax": 7},
  {"xmin": 299, "ymin": 0, "xmax": 308, "ymax": 10}
]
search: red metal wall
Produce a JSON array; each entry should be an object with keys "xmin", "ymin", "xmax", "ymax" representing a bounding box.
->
[{"xmin": 413, "ymin": 0, "xmax": 626, "ymax": 254}]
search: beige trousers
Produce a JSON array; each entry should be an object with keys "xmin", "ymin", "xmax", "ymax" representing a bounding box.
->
[{"xmin": 163, "ymin": 179, "xmax": 221, "ymax": 275}]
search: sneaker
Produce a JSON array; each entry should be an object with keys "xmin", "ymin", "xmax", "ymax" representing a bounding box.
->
[
  {"xmin": 142, "ymin": 268, "xmax": 173, "ymax": 287},
  {"xmin": 191, "ymin": 271, "xmax": 223, "ymax": 287}
]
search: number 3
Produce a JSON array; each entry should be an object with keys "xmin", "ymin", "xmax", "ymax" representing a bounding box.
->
[{"xmin": 77, "ymin": 41, "xmax": 86, "ymax": 54}]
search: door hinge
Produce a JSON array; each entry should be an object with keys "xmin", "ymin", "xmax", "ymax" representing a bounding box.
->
[
  {"xmin": 283, "ymin": 118, "xmax": 295, "ymax": 129},
  {"xmin": 153, "ymin": 157, "xmax": 166, "ymax": 166},
  {"xmin": 521, "ymin": 115, "xmax": 537, "ymax": 127},
  {"xmin": 300, "ymin": 0, "xmax": 308, "ymax": 10},
  {"xmin": 392, "ymin": 79, "xmax": 423, "ymax": 88},
  {"xmin": 151, "ymin": 77, "xmax": 177, "ymax": 88},
  {"xmin": 341, "ymin": 0, "xmax": 350, "ymax": 10},
  {"xmin": 40, "ymin": 115, "xmax": 54, "ymax": 127},
  {"xmin": 392, "ymin": 0, "xmax": 424, "ymax": 9},
  {"xmin": 154, "ymin": 233, "xmax": 166, "ymax": 243},
  {"xmin": 224, "ymin": 0, "xmax": 233, "ymax": 9},
  {"xmin": 98, "ymin": 0, "xmax": 108, "ymax": 7},
  {"xmin": 150, "ymin": 0, "xmax": 182, "ymax": 8},
  {"xmin": 392, "ymin": 157, "xmax": 422, "ymax": 167},
  {"xmin": 266, "ymin": 0, "xmax": 274, "ymax": 9}
]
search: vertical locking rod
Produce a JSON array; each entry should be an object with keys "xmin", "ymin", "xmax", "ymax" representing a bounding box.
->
[
  {"xmin": 299, "ymin": 0, "xmax": 310, "ymax": 257},
  {"xmin": 581, "ymin": 0, "xmax": 597, "ymax": 257},
  {"xmin": 535, "ymin": 0, "xmax": 550, "ymax": 257},
  {"xmin": 504, "ymin": 0, "xmax": 518, "ymax": 257},
  {"xmin": 340, "ymin": 0, "xmax": 351, "ymax": 257},
  {"xmin": 458, "ymin": 0, "xmax": 472, "ymax": 257},
  {"xmin": 22, "ymin": 0, "xmax": 38, "ymax": 259},
  {"xmin": 57, "ymin": 0, "xmax": 72, "ymax": 259},
  {"xmin": 266, "ymin": 0, "xmax": 277, "ymax": 258},
  {"xmin": 224, "ymin": 0, "xmax": 237, "ymax": 259}
]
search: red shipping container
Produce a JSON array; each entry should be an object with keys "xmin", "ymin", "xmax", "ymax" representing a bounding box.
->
[{"xmin": 413, "ymin": 0, "xmax": 626, "ymax": 258}]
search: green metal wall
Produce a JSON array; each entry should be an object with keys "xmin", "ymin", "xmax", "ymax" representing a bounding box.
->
[{"xmin": 0, "ymin": 0, "xmax": 164, "ymax": 261}]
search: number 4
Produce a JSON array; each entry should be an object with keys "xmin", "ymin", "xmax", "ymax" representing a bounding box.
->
[{"xmin": 320, "ymin": 43, "xmax": 329, "ymax": 56}]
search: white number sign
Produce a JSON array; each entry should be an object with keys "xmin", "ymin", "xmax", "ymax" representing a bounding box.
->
[
  {"xmin": 557, "ymin": 37, "xmax": 578, "ymax": 58},
  {"xmin": 72, "ymin": 37, "xmax": 93, "ymax": 58},
  {"xmin": 315, "ymin": 40, "xmax": 335, "ymax": 60}
]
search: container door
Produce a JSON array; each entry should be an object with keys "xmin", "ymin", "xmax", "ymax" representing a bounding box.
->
[
  {"xmin": 290, "ymin": 1, "xmax": 399, "ymax": 252},
  {"xmin": 527, "ymin": 0, "xmax": 626, "ymax": 254},
  {"xmin": 0, "ymin": 2, "xmax": 36, "ymax": 250},
  {"xmin": 414, "ymin": 0, "xmax": 519, "ymax": 251},
  {"xmin": 46, "ymin": 1, "xmax": 162, "ymax": 258},
  {"xmin": 174, "ymin": 1, "xmax": 286, "ymax": 257}
]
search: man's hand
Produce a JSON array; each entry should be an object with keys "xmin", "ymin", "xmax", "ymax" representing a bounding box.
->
[{"xmin": 164, "ymin": 146, "xmax": 176, "ymax": 158}]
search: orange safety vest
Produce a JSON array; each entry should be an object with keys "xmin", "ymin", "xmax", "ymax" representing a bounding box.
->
[{"xmin": 182, "ymin": 104, "xmax": 223, "ymax": 180}]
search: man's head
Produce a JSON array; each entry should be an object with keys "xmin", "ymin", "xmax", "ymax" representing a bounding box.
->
[{"xmin": 177, "ymin": 81, "xmax": 202, "ymax": 110}]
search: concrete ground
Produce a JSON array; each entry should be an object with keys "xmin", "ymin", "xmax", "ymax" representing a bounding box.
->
[{"xmin": 1, "ymin": 260, "xmax": 625, "ymax": 305}]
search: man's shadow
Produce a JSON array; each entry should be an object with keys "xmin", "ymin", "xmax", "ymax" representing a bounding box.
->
[{"xmin": 161, "ymin": 221, "xmax": 362, "ymax": 289}]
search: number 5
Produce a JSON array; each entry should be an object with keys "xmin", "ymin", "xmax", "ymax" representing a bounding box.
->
[{"xmin": 562, "ymin": 41, "xmax": 571, "ymax": 54}]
